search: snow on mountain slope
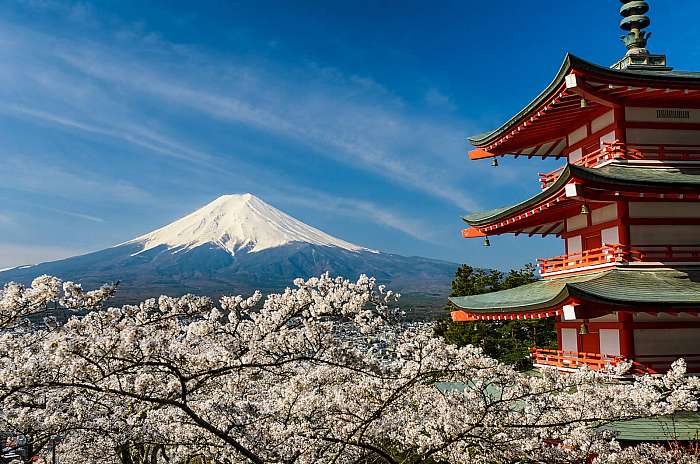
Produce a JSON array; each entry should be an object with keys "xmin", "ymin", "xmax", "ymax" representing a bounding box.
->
[
  {"xmin": 0, "ymin": 193, "xmax": 457, "ymax": 309},
  {"xmin": 126, "ymin": 193, "xmax": 371, "ymax": 255}
]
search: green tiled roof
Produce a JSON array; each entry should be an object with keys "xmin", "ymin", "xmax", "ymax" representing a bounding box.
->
[
  {"xmin": 577, "ymin": 164, "xmax": 700, "ymax": 188},
  {"xmin": 469, "ymin": 54, "xmax": 700, "ymax": 146},
  {"xmin": 463, "ymin": 164, "xmax": 700, "ymax": 226},
  {"xmin": 449, "ymin": 269, "xmax": 700, "ymax": 313},
  {"xmin": 440, "ymin": 382, "xmax": 700, "ymax": 442},
  {"xmin": 602, "ymin": 412, "xmax": 700, "ymax": 442}
]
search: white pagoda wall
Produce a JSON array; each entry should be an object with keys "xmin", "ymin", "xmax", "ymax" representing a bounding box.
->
[
  {"xmin": 626, "ymin": 128, "xmax": 700, "ymax": 146},
  {"xmin": 625, "ymin": 107, "xmax": 700, "ymax": 148},
  {"xmin": 633, "ymin": 328, "xmax": 700, "ymax": 356},
  {"xmin": 630, "ymin": 225, "xmax": 700, "ymax": 245},
  {"xmin": 628, "ymin": 202, "xmax": 700, "ymax": 247},
  {"xmin": 592, "ymin": 111, "xmax": 614, "ymax": 134},
  {"xmin": 626, "ymin": 107, "xmax": 700, "ymax": 124},
  {"xmin": 564, "ymin": 204, "xmax": 619, "ymax": 253},
  {"xmin": 629, "ymin": 202, "xmax": 700, "ymax": 218},
  {"xmin": 561, "ymin": 328, "xmax": 578, "ymax": 352},
  {"xmin": 599, "ymin": 329, "xmax": 621, "ymax": 356}
]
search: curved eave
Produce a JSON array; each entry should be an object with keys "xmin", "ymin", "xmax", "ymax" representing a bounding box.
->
[
  {"xmin": 468, "ymin": 54, "xmax": 577, "ymax": 147},
  {"xmin": 463, "ymin": 164, "xmax": 700, "ymax": 228},
  {"xmin": 449, "ymin": 285, "xmax": 572, "ymax": 314},
  {"xmin": 449, "ymin": 270, "xmax": 700, "ymax": 316},
  {"xmin": 573, "ymin": 164, "xmax": 700, "ymax": 192},
  {"xmin": 468, "ymin": 54, "xmax": 700, "ymax": 148},
  {"xmin": 463, "ymin": 165, "xmax": 574, "ymax": 227}
]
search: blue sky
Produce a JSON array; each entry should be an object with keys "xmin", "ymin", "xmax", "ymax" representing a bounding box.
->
[{"xmin": 1, "ymin": 0, "xmax": 699, "ymax": 270}]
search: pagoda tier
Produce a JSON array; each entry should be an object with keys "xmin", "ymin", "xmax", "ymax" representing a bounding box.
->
[
  {"xmin": 462, "ymin": 158, "xmax": 700, "ymax": 278},
  {"xmin": 463, "ymin": 157, "xmax": 700, "ymax": 236},
  {"xmin": 450, "ymin": 269, "xmax": 700, "ymax": 376},
  {"xmin": 468, "ymin": 55, "xmax": 700, "ymax": 161}
]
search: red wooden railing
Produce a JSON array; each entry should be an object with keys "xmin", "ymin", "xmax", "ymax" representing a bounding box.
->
[
  {"xmin": 539, "ymin": 141, "xmax": 644, "ymax": 189},
  {"xmin": 530, "ymin": 348, "xmax": 700, "ymax": 376},
  {"xmin": 538, "ymin": 166, "xmax": 565, "ymax": 189},
  {"xmin": 538, "ymin": 244, "xmax": 700, "ymax": 275},
  {"xmin": 539, "ymin": 141, "xmax": 700, "ymax": 189},
  {"xmin": 530, "ymin": 347, "xmax": 626, "ymax": 372},
  {"xmin": 537, "ymin": 244, "xmax": 644, "ymax": 274},
  {"xmin": 633, "ymin": 354, "xmax": 700, "ymax": 375},
  {"xmin": 632, "ymin": 143, "xmax": 700, "ymax": 162},
  {"xmin": 635, "ymin": 245, "xmax": 700, "ymax": 262}
]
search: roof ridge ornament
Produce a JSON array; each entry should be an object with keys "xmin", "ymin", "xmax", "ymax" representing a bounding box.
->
[
  {"xmin": 612, "ymin": 1, "xmax": 671, "ymax": 71},
  {"xmin": 620, "ymin": 0, "xmax": 651, "ymax": 53}
]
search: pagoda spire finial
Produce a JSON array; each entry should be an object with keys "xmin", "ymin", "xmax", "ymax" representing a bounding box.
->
[
  {"xmin": 612, "ymin": 1, "xmax": 670, "ymax": 71},
  {"xmin": 619, "ymin": 0, "xmax": 651, "ymax": 54}
]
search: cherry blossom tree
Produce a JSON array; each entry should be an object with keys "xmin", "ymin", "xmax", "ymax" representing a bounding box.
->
[
  {"xmin": 0, "ymin": 274, "xmax": 698, "ymax": 463},
  {"xmin": 0, "ymin": 275, "xmax": 117, "ymax": 329},
  {"xmin": 0, "ymin": 276, "xmax": 117, "ymax": 462}
]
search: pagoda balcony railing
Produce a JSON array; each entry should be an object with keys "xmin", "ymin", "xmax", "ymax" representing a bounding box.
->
[
  {"xmin": 530, "ymin": 348, "xmax": 700, "ymax": 376},
  {"xmin": 530, "ymin": 348, "xmax": 629, "ymax": 373},
  {"xmin": 537, "ymin": 244, "xmax": 700, "ymax": 275},
  {"xmin": 634, "ymin": 143, "xmax": 700, "ymax": 162},
  {"xmin": 539, "ymin": 141, "xmax": 644, "ymax": 189},
  {"xmin": 537, "ymin": 244, "xmax": 641, "ymax": 275}
]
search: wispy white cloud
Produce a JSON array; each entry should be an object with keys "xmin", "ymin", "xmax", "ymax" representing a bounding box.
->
[
  {"xmin": 75, "ymin": 54, "xmax": 477, "ymax": 209},
  {"xmin": 273, "ymin": 189, "xmax": 436, "ymax": 243},
  {"xmin": 0, "ymin": 243, "xmax": 87, "ymax": 270},
  {"xmin": 0, "ymin": 213, "xmax": 15, "ymax": 226},
  {"xmin": 0, "ymin": 155, "xmax": 152, "ymax": 204},
  {"xmin": 4, "ymin": 105, "xmax": 214, "ymax": 164},
  {"xmin": 424, "ymin": 88, "xmax": 456, "ymax": 111},
  {"xmin": 0, "ymin": 21, "xmax": 480, "ymax": 210},
  {"xmin": 42, "ymin": 206, "xmax": 104, "ymax": 223},
  {"xmin": 0, "ymin": 13, "xmax": 486, "ymax": 251}
]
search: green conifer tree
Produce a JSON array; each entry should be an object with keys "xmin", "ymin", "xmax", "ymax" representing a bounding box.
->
[{"xmin": 435, "ymin": 263, "xmax": 557, "ymax": 370}]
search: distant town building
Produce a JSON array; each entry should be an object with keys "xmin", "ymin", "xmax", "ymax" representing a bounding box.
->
[{"xmin": 452, "ymin": 1, "xmax": 700, "ymax": 377}]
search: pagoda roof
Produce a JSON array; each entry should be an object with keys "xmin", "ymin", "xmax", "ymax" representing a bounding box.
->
[
  {"xmin": 601, "ymin": 412, "xmax": 700, "ymax": 442},
  {"xmin": 449, "ymin": 269, "xmax": 700, "ymax": 314},
  {"xmin": 463, "ymin": 164, "xmax": 700, "ymax": 228},
  {"xmin": 468, "ymin": 54, "xmax": 700, "ymax": 157}
]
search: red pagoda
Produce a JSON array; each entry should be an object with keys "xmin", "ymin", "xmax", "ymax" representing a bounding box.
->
[{"xmin": 451, "ymin": 1, "xmax": 700, "ymax": 376}]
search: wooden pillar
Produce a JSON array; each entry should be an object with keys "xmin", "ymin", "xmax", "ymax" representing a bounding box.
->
[
  {"xmin": 618, "ymin": 311, "xmax": 635, "ymax": 359},
  {"xmin": 614, "ymin": 106, "xmax": 626, "ymax": 142},
  {"xmin": 556, "ymin": 316, "xmax": 563, "ymax": 350},
  {"xmin": 617, "ymin": 201, "xmax": 630, "ymax": 246}
]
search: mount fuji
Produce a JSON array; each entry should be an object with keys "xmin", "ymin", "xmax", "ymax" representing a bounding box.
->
[{"xmin": 0, "ymin": 194, "xmax": 457, "ymax": 308}]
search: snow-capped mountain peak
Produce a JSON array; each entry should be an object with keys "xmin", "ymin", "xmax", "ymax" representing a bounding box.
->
[{"xmin": 128, "ymin": 193, "xmax": 369, "ymax": 255}]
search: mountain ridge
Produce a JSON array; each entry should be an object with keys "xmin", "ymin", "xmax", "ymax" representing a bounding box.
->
[
  {"xmin": 0, "ymin": 194, "xmax": 457, "ymax": 312},
  {"xmin": 124, "ymin": 193, "xmax": 372, "ymax": 256}
]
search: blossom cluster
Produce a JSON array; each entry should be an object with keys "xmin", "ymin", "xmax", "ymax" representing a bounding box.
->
[
  {"xmin": 0, "ymin": 273, "xmax": 697, "ymax": 463},
  {"xmin": 0, "ymin": 275, "xmax": 117, "ymax": 329}
]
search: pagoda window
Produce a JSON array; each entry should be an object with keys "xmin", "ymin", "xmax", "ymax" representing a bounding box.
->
[
  {"xmin": 598, "ymin": 130, "xmax": 616, "ymax": 149},
  {"xmin": 599, "ymin": 329, "xmax": 621, "ymax": 357},
  {"xmin": 601, "ymin": 226, "xmax": 619, "ymax": 246},
  {"xmin": 561, "ymin": 328, "xmax": 578, "ymax": 353},
  {"xmin": 591, "ymin": 204, "xmax": 618, "ymax": 225},
  {"xmin": 566, "ymin": 214, "xmax": 588, "ymax": 232},
  {"xmin": 568, "ymin": 147, "xmax": 583, "ymax": 164},
  {"xmin": 591, "ymin": 110, "xmax": 614, "ymax": 134},
  {"xmin": 634, "ymin": 327, "xmax": 700, "ymax": 357},
  {"xmin": 567, "ymin": 125, "xmax": 588, "ymax": 146},
  {"xmin": 566, "ymin": 236, "xmax": 582, "ymax": 255}
]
